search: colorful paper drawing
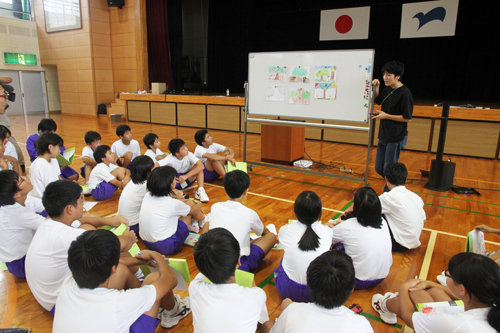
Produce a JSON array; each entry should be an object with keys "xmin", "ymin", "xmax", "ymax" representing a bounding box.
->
[
  {"xmin": 268, "ymin": 66, "xmax": 288, "ymax": 82},
  {"xmin": 315, "ymin": 83, "xmax": 337, "ymax": 100},
  {"xmin": 289, "ymin": 88, "xmax": 310, "ymax": 105},
  {"xmin": 289, "ymin": 66, "xmax": 310, "ymax": 83},
  {"xmin": 266, "ymin": 86, "xmax": 285, "ymax": 102},
  {"xmin": 315, "ymin": 65, "xmax": 337, "ymax": 83}
]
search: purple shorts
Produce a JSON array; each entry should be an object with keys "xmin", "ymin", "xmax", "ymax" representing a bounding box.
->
[
  {"xmin": 238, "ymin": 244, "xmax": 265, "ymax": 272},
  {"xmin": 5, "ymin": 255, "xmax": 26, "ymax": 279},
  {"xmin": 130, "ymin": 313, "xmax": 160, "ymax": 333},
  {"xmin": 175, "ymin": 172, "xmax": 196, "ymax": 190},
  {"xmin": 142, "ymin": 220, "xmax": 189, "ymax": 255},
  {"xmin": 80, "ymin": 165, "xmax": 86, "ymax": 178},
  {"xmin": 129, "ymin": 224, "xmax": 140, "ymax": 237},
  {"xmin": 61, "ymin": 166, "xmax": 78, "ymax": 179},
  {"xmin": 37, "ymin": 210, "xmax": 48, "ymax": 218},
  {"xmin": 203, "ymin": 162, "xmax": 220, "ymax": 182},
  {"xmin": 49, "ymin": 306, "xmax": 56, "ymax": 316},
  {"xmin": 274, "ymin": 262, "xmax": 312, "ymax": 302},
  {"xmin": 91, "ymin": 181, "xmax": 118, "ymax": 201}
]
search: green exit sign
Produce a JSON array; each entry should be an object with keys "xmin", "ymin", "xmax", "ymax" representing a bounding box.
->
[{"xmin": 4, "ymin": 52, "xmax": 37, "ymax": 65}]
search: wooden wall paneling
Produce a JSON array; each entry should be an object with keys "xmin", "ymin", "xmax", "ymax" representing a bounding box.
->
[
  {"xmin": 127, "ymin": 101, "xmax": 151, "ymax": 122},
  {"xmin": 134, "ymin": 0, "xmax": 148, "ymax": 91},
  {"xmin": 431, "ymin": 119, "xmax": 500, "ymax": 158},
  {"xmin": 151, "ymin": 102, "xmax": 176, "ymax": 125},
  {"xmin": 241, "ymin": 110, "xmax": 276, "ymax": 134},
  {"xmin": 404, "ymin": 118, "xmax": 432, "ymax": 152},
  {"xmin": 323, "ymin": 120, "xmax": 370, "ymax": 145},
  {"xmin": 207, "ymin": 105, "xmax": 240, "ymax": 131},
  {"xmin": 177, "ymin": 104, "xmax": 206, "ymax": 128},
  {"xmin": 279, "ymin": 117, "xmax": 323, "ymax": 140}
]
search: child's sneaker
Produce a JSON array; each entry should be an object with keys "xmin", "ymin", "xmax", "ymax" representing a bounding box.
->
[
  {"xmin": 199, "ymin": 213, "xmax": 210, "ymax": 229},
  {"xmin": 195, "ymin": 187, "xmax": 209, "ymax": 202},
  {"xmin": 372, "ymin": 293, "xmax": 398, "ymax": 324},
  {"xmin": 81, "ymin": 183, "xmax": 91, "ymax": 196},
  {"xmin": 188, "ymin": 220, "xmax": 200, "ymax": 233},
  {"xmin": 161, "ymin": 294, "xmax": 192, "ymax": 328},
  {"xmin": 437, "ymin": 270, "xmax": 448, "ymax": 286}
]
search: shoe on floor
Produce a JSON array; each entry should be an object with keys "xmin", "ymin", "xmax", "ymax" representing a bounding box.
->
[
  {"xmin": 161, "ymin": 295, "xmax": 192, "ymax": 328},
  {"xmin": 437, "ymin": 270, "xmax": 448, "ymax": 286},
  {"xmin": 195, "ymin": 188, "xmax": 209, "ymax": 202},
  {"xmin": 372, "ymin": 293, "xmax": 398, "ymax": 324},
  {"xmin": 188, "ymin": 220, "xmax": 200, "ymax": 234},
  {"xmin": 81, "ymin": 184, "xmax": 91, "ymax": 195}
]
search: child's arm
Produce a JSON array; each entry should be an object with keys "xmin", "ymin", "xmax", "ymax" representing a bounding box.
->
[
  {"xmin": 178, "ymin": 160, "xmax": 204, "ymax": 183},
  {"xmin": 136, "ymin": 250, "xmax": 178, "ymax": 300},
  {"xmin": 476, "ymin": 224, "xmax": 500, "ymax": 235},
  {"xmin": 398, "ymin": 279, "xmax": 424, "ymax": 329},
  {"xmin": 118, "ymin": 229, "xmax": 137, "ymax": 252},
  {"xmin": 80, "ymin": 215, "xmax": 129, "ymax": 228}
]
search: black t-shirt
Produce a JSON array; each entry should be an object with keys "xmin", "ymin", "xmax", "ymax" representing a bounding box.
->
[{"xmin": 375, "ymin": 85, "xmax": 413, "ymax": 143}]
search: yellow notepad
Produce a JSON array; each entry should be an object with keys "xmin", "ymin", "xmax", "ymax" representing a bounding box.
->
[
  {"xmin": 102, "ymin": 223, "xmax": 141, "ymax": 257},
  {"xmin": 225, "ymin": 161, "xmax": 248, "ymax": 173},
  {"xmin": 205, "ymin": 269, "xmax": 254, "ymax": 288},
  {"xmin": 56, "ymin": 147, "xmax": 75, "ymax": 166}
]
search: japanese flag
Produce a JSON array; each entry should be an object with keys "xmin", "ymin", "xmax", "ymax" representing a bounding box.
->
[{"xmin": 320, "ymin": 7, "xmax": 371, "ymax": 41}]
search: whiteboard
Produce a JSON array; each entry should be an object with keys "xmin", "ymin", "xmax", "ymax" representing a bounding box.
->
[{"xmin": 248, "ymin": 50, "xmax": 375, "ymax": 123}]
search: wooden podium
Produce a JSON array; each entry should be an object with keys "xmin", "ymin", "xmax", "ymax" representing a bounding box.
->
[{"xmin": 261, "ymin": 124, "xmax": 305, "ymax": 165}]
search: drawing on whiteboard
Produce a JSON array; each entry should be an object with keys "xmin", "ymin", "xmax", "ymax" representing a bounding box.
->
[
  {"xmin": 289, "ymin": 66, "xmax": 310, "ymax": 83},
  {"xmin": 315, "ymin": 65, "xmax": 337, "ymax": 83},
  {"xmin": 314, "ymin": 83, "xmax": 337, "ymax": 100},
  {"xmin": 289, "ymin": 88, "xmax": 310, "ymax": 105},
  {"xmin": 266, "ymin": 86, "xmax": 285, "ymax": 102},
  {"xmin": 268, "ymin": 66, "xmax": 288, "ymax": 82}
]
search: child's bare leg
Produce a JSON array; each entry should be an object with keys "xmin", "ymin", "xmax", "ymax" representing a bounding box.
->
[
  {"xmin": 84, "ymin": 165, "xmax": 92, "ymax": 182},
  {"xmin": 251, "ymin": 233, "xmax": 278, "ymax": 255},
  {"xmin": 194, "ymin": 170, "xmax": 204, "ymax": 188},
  {"xmin": 66, "ymin": 173, "xmax": 79, "ymax": 181},
  {"xmin": 121, "ymin": 152, "xmax": 133, "ymax": 169},
  {"xmin": 111, "ymin": 167, "xmax": 126, "ymax": 180},
  {"xmin": 180, "ymin": 199, "xmax": 205, "ymax": 221},
  {"xmin": 169, "ymin": 189, "xmax": 185, "ymax": 199},
  {"xmin": 409, "ymin": 289, "xmax": 435, "ymax": 304},
  {"xmin": 120, "ymin": 251, "xmax": 140, "ymax": 277},
  {"xmin": 207, "ymin": 159, "xmax": 226, "ymax": 177},
  {"xmin": 385, "ymin": 296, "xmax": 401, "ymax": 316},
  {"xmin": 141, "ymin": 272, "xmax": 177, "ymax": 318},
  {"xmin": 180, "ymin": 215, "xmax": 192, "ymax": 226},
  {"xmin": 108, "ymin": 263, "xmax": 142, "ymax": 290},
  {"xmin": 426, "ymin": 287, "xmax": 454, "ymax": 301}
]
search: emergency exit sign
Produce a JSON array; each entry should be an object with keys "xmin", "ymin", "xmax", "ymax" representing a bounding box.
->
[{"xmin": 4, "ymin": 52, "xmax": 37, "ymax": 65}]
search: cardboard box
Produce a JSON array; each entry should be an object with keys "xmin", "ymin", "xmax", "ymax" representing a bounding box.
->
[{"xmin": 151, "ymin": 82, "xmax": 166, "ymax": 95}]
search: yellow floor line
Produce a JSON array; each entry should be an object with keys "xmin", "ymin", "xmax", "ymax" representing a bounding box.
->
[
  {"xmin": 419, "ymin": 230, "xmax": 437, "ymax": 280},
  {"xmin": 422, "ymin": 228, "xmax": 500, "ymax": 246}
]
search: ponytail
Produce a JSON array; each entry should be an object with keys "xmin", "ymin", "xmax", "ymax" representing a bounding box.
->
[
  {"xmin": 298, "ymin": 224, "xmax": 320, "ymax": 251},
  {"xmin": 294, "ymin": 191, "xmax": 322, "ymax": 252},
  {"xmin": 487, "ymin": 305, "xmax": 500, "ymax": 332}
]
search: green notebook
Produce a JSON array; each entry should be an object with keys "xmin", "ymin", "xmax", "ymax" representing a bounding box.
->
[
  {"xmin": 56, "ymin": 147, "xmax": 75, "ymax": 166},
  {"xmin": 165, "ymin": 258, "xmax": 191, "ymax": 283},
  {"xmin": 205, "ymin": 269, "xmax": 254, "ymax": 288},
  {"xmin": 0, "ymin": 262, "xmax": 7, "ymax": 271},
  {"xmin": 225, "ymin": 161, "xmax": 248, "ymax": 173},
  {"xmin": 102, "ymin": 224, "xmax": 141, "ymax": 257}
]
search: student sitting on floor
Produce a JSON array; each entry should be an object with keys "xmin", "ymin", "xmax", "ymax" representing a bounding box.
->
[
  {"xmin": 263, "ymin": 251, "xmax": 373, "ymax": 333},
  {"xmin": 29, "ymin": 132, "xmax": 64, "ymax": 199},
  {"xmin": 81, "ymin": 131, "xmax": 102, "ymax": 183},
  {"xmin": 0, "ymin": 125, "xmax": 21, "ymax": 174},
  {"xmin": 111, "ymin": 124, "xmax": 141, "ymax": 169},
  {"xmin": 139, "ymin": 166, "xmax": 208, "ymax": 254},
  {"xmin": 25, "ymin": 180, "xmax": 128, "ymax": 315},
  {"xmin": 194, "ymin": 129, "xmax": 236, "ymax": 182},
  {"xmin": 190, "ymin": 228, "xmax": 272, "ymax": 333},
  {"xmin": 0, "ymin": 170, "xmax": 46, "ymax": 279},
  {"xmin": 143, "ymin": 132, "xmax": 167, "ymax": 163},
  {"xmin": 206, "ymin": 170, "xmax": 277, "ymax": 272},
  {"xmin": 274, "ymin": 191, "xmax": 333, "ymax": 302},
  {"xmin": 159, "ymin": 138, "xmax": 209, "ymax": 202},
  {"xmin": 117, "ymin": 155, "xmax": 155, "ymax": 235},
  {"xmin": 53, "ymin": 230, "xmax": 191, "ymax": 332},
  {"xmin": 330, "ymin": 186, "xmax": 392, "ymax": 289},
  {"xmin": 27, "ymin": 118, "xmax": 79, "ymax": 181},
  {"xmin": 88, "ymin": 145, "xmax": 130, "ymax": 201},
  {"xmin": 372, "ymin": 252, "xmax": 500, "ymax": 332}
]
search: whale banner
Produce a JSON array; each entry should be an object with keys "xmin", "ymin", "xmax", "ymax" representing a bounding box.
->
[{"xmin": 400, "ymin": 0, "xmax": 459, "ymax": 39}]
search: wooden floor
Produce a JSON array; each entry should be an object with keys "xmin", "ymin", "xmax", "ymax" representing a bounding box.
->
[{"xmin": 2, "ymin": 113, "xmax": 500, "ymax": 332}]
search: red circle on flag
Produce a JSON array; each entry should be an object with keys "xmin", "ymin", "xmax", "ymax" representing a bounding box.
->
[{"xmin": 335, "ymin": 15, "xmax": 353, "ymax": 34}]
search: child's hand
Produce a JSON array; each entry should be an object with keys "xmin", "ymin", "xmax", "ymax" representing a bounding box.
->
[
  {"xmin": 475, "ymin": 224, "xmax": 494, "ymax": 233},
  {"xmin": 178, "ymin": 175, "xmax": 188, "ymax": 183},
  {"xmin": 135, "ymin": 250, "xmax": 161, "ymax": 268},
  {"xmin": 403, "ymin": 279, "xmax": 424, "ymax": 291},
  {"xmin": 124, "ymin": 229, "xmax": 137, "ymax": 244},
  {"xmin": 344, "ymin": 205, "xmax": 353, "ymax": 215},
  {"xmin": 325, "ymin": 219, "xmax": 342, "ymax": 228}
]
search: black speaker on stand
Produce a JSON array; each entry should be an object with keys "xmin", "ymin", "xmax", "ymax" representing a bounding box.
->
[
  {"xmin": 107, "ymin": 0, "xmax": 124, "ymax": 9},
  {"xmin": 424, "ymin": 103, "xmax": 455, "ymax": 192}
]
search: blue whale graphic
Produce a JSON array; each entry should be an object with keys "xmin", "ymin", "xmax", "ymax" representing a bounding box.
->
[{"xmin": 413, "ymin": 7, "xmax": 446, "ymax": 30}]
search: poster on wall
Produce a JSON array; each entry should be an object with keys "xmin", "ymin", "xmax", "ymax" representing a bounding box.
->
[{"xmin": 43, "ymin": 0, "xmax": 82, "ymax": 33}]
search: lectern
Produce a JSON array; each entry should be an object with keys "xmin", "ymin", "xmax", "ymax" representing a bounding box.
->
[{"xmin": 261, "ymin": 124, "xmax": 305, "ymax": 165}]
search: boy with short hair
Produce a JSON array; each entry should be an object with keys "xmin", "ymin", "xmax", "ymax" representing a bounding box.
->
[
  {"xmin": 194, "ymin": 129, "xmax": 236, "ymax": 182},
  {"xmin": 0, "ymin": 170, "xmax": 46, "ymax": 278},
  {"xmin": 159, "ymin": 138, "xmax": 209, "ymax": 202},
  {"xmin": 190, "ymin": 228, "xmax": 271, "ymax": 332},
  {"xmin": 143, "ymin": 132, "xmax": 167, "ymax": 162},
  {"xmin": 111, "ymin": 124, "xmax": 141, "ymax": 169},
  {"xmin": 53, "ymin": 230, "xmax": 192, "ymax": 332},
  {"xmin": 0, "ymin": 125, "xmax": 21, "ymax": 174},
  {"xmin": 29, "ymin": 132, "xmax": 64, "ymax": 198},
  {"xmin": 206, "ymin": 170, "xmax": 277, "ymax": 272},
  {"xmin": 25, "ymin": 180, "xmax": 128, "ymax": 314},
  {"xmin": 263, "ymin": 251, "xmax": 373, "ymax": 333},
  {"xmin": 81, "ymin": 131, "xmax": 102, "ymax": 182},
  {"xmin": 379, "ymin": 162, "xmax": 426, "ymax": 251},
  {"xmin": 88, "ymin": 145, "xmax": 130, "ymax": 201},
  {"xmin": 27, "ymin": 118, "xmax": 79, "ymax": 181}
]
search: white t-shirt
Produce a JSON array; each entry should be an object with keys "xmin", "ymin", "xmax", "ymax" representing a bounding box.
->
[
  {"xmin": 88, "ymin": 163, "xmax": 119, "ymax": 190},
  {"xmin": 117, "ymin": 181, "xmax": 147, "ymax": 227},
  {"xmin": 29, "ymin": 157, "xmax": 61, "ymax": 199},
  {"xmin": 158, "ymin": 152, "xmax": 199, "ymax": 174},
  {"xmin": 412, "ymin": 307, "xmax": 494, "ymax": 333},
  {"xmin": 270, "ymin": 303, "xmax": 373, "ymax": 333},
  {"xmin": 139, "ymin": 193, "xmax": 191, "ymax": 242},
  {"xmin": 190, "ymin": 273, "xmax": 267, "ymax": 333},
  {"xmin": 194, "ymin": 143, "xmax": 226, "ymax": 164},
  {"xmin": 331, "ymin": 217, "xmax": 392, "ymax": 281},
  {"xmin": 25, "ymin": 219, "xmax": 85, "ymax": 311},
  {"xmin": 111, "ymin": 139, "xmax": 141, "ymax": 161},
  {"xmin": 379, "ymin": 186, "xmax": 426, "ymax": 249},
  {"xmin": 279, "ymin": 221, "xmax": 334, "ymax": 284},
  {"xmin": 4, "ymin": 141, "xmax": 17, "ymax": 159},
  {"xmin": 53, "ymin": 276, "xmax": 157, "ymax": 333},
  {"xmin": 144, "ymin": 148, "xmax": 163, "ymax": 162},
  {"xmin": 81, "ymin": 146, "xmax": 95, "ymax": 167},
  {"xmin": 0, "ymin": 198, "xmax": 46, "ymax": 262},
  {"xmin": 209, "ymin": 201, "xmax": 264, "ymax": 256}
]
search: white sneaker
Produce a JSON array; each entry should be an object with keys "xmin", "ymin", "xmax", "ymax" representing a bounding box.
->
[
  {"xmin": 161, "ymin": 294, "xmax": 192, "ymax": 328},
  {"xmin": 188, "ymin": 220, "xmax": 200, "ymax": 233},
  {"xmin": 199, "ymin": 213, "xmax": 210, "ymax": 229},
  {"xmin": 372, "ymin": 293, "xmax": 398, "ymax": 324},
  {"xmin": 437, "ymin": 271, "xmax": 448, "ymax": 286},
  {"xmin": 81, "ymin": 184, "xmax": 91, "ymax": 195},
  {"xmin": 195, "ymin": 188, "xmax": 209, "ymax": 202}
]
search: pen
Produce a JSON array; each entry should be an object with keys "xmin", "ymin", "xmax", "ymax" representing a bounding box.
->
[{"xmin": 137, "ymin": 251, "xmax": 156, "ymax": 264}]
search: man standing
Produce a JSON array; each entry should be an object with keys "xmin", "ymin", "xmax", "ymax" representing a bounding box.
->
[{"xmin": 371, "ymin": 61, "xmax": 413, "ymax": 185}]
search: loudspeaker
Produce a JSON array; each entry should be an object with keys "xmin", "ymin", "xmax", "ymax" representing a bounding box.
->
[
  {"xmin": 107, "ymin": 0, "xmax": 124, "ymax": 9},
  {"xmin": 424, "ymin": 159, "xmax": 455, "ymax": 191}
]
